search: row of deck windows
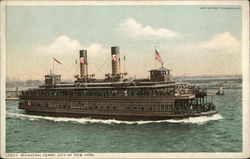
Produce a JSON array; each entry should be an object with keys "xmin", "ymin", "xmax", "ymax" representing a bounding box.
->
[
  {"xmin": 22, "ymin": 87, "xmax": 175, "ymax": 97},
  {"xmin": 26, "ymin": 100, "xmax": 174, "ymax": 111}
]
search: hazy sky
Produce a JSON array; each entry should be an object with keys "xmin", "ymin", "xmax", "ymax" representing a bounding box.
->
[{"xmin": 6, "ymin": 5, "xmax": 242, "ymax": 80}]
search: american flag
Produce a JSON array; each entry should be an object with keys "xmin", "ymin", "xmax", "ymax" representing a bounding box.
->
[
  {"xmin": 112, "ymin": 55, "xmax": 118, "ymax": 61},
  {"xmin": 155, "ymin": 49, "xmax": 163, "ymax": 63},
  {"xmin": 80, "ymin": 57, "xmax": 85, "ymax": 64},
  {"xmin": 53, "ymin": 58, "xmax": 62, "ymax": 65}
]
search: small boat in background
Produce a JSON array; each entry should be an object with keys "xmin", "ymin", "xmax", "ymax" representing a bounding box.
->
[
  {"xmin": 6, "ymin": 86, "xmax": 20, "ymax": 100},
  {"xmin": 216, "ymin": 87, "xmax": 224, "ymax": 95}
]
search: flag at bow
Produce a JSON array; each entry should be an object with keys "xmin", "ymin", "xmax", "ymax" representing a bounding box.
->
[
  {"xmin": 53, "ymin": 57, "xmax": 62, "ymax": 65},
  {"xmin": 155, "ymin": 49, "xmax": 163, "ymax": 64}
]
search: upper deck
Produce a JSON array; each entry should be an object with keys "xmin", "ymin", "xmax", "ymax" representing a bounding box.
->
[
  {"xmin": 20, "ymin": 46, "xmax": 208, "ymax": 99},
  {"xmin": 20, "ymin": 79, "xmax": 206, "ymax": 100}
]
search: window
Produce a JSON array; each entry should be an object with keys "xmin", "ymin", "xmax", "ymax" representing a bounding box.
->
[
  {"xmin": 113, "ymin": 107, "xmax": 116, "ymax": 110},
  {"xmin": 169, "ymin": 105, "xmax": 172, "ymax": 111},
  {"xmin": 161, "ymin": 105, "xmax": 164, "ymax": 111},
  {"xmin": 165, "ymin": 105, "xmax": 168, "ymax": 111}
]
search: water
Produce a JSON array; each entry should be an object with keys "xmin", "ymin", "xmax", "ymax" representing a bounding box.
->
[{"xmin": 6, "ymin": 89, "xmax": 242, "ymax": 153}]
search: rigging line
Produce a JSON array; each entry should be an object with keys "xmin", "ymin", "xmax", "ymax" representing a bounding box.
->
[
  {"xmin": 96, "ymin": 56, "xmax": 110, "ymax": 74},
  {"xmin": 88, "ymin": 58, "xmax": 98, "ymax": 73},
  {"xmin": 105, "ymin": 57, "xmax": 110, "ymax": 73},
  {"xmin": 87, "ymin": 58, "xmax": 99, "ymax": 70}
]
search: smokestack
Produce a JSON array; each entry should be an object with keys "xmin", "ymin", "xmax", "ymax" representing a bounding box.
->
[
  {"xmin": 79, "ymin": 50, "xmax": 88, "ymax": 78},
  {"xmin": 111, "ymin": 46, "xmax": 120, "ymax": 76}
]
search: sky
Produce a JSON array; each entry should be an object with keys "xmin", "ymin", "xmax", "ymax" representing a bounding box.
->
[{"xmin": 6, "ymin": 5, "xmax": 242, "ymax": 80}]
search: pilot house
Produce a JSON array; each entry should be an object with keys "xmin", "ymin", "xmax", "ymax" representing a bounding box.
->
[
  {"xmin": 44, "ymin": 71, "xmax": 61, "ymax": 87},
  {"xmin": 149, "ymin": 67, "xmax": 172, "ymax": 82}
]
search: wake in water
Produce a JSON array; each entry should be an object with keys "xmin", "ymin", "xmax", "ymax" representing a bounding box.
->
[{"xmin": 7, "ymin": 112, "xmax": 223, "ymax": 125}]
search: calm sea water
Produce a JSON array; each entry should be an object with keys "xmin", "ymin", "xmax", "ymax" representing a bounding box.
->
[{"xmin": 6, "ymin": 89, "xmax": 242, "ymax": 153}]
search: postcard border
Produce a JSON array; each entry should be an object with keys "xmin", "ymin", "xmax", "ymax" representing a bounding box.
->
[{"xmin": 0, "ymin": 0, "xmax": 249, "ymax": 158}]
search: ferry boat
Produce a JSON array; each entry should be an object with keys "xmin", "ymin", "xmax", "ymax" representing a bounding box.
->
[{"xmin": 18, "ymin": 46, "xmax": 217, "ymax": 121}]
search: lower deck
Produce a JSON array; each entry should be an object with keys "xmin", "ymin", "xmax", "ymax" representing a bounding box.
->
[
  {"xmin": 19, "ymin": 105, "xmax": 218, "ymax": 121},
  {"xmin": 18, "ymin": 96, "xmax": 216, "ymax": 120}
]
